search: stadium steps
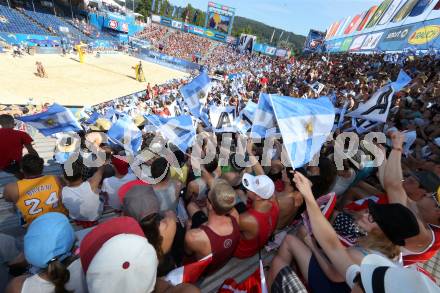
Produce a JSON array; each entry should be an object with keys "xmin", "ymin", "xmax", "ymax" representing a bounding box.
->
[{"xmin": 16, "ymin": 9, "xmax": 55, "ymax": 36}]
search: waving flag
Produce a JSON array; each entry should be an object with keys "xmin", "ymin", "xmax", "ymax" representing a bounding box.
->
[
  {"xmin": 271, "ymin": 95, "xmax": 335, "ymax": 168},
  {"xmin": 348, "ymin": 71, "xmax": 411, "ymax": 123},
  {"xmin": 250, "ymin": 94, "xmax": 279, "ymax": 139},
  {"xmin": 165, "ymin": 254, "xmax": 212, "ymax": 285},
  {"xmin": 18, "ymin": 103, "xmax": 81, "ymax": 136},
  {"xmin": 145, "ymin": 115, "xmax": 196, "ymax": 151},
  {"xmin": 107, "ymin": 116, "xmax": 142, "ymax": 153},
  {"xmin": 219, "ymin": 260, "xmax": 270, "ymax": 293},
  {"xmin": 180, "ymin": 71, "xmax": 211, "ymax": 121},
  {"xmin": 392, "ymin": 69, "xmax": 412, "ymax": 91},
  {"xmin": 235, "ymin": 101, "xmax": 258, "ymax": 134},
  {"xmin": 85, "ymin": 112, "xmax": 101, "ymax": 124}
]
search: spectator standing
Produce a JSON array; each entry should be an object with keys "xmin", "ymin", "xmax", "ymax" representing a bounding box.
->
[{"xmin": 62, "ymin": 159, "xmax": 104, "ymax": 227}]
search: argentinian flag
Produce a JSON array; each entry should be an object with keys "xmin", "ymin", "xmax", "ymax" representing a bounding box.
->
[
  {"xmin": 250, "ymin": 93, "xmax": 279, "ymax": 139},
  {"xmin": 270, "ymin": 95, "xmax": 335, "ymax": 168},
  {"xmin": 18, "ymin": 104, "xmax": 82, "ymax": 136},
  {"xmin": 180, "ymin": 71, "xmax": 211, "ymax": 121},
  {"xmin": 145, "ymin": 115, "xmax": 196, "ymax": 152}
]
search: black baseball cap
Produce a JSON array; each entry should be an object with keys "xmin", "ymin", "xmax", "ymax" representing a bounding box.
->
[{"xmin": 368, "ymin": 200, "xmax": 420, "ymax": 246}]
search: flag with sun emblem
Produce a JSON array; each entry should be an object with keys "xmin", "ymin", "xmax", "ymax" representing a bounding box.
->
[
  {"xmin": 180, "ymin": 71, "xmax": 211, "ymax": 124},
  {"xmin": 270, "ymin": 95, "xmax": 335, "ymax": 168},
  {"xmin": 17, "ymin": 103, "xmax": 81, "ymax": 136}
]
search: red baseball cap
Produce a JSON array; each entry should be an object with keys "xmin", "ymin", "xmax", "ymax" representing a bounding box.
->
[{"xmin": 118, "ymin": 180, "xmax": 149, "ymax": 204}]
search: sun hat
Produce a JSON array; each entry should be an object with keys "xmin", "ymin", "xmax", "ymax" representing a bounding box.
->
[
  {"xmin": 242, "ymin": 174, "xmax": 275, "ymax": 199},
  {"xmin": 368, "ymin": 201, "xmax": 419, "ymax": 246},
  {"xmin": 24, "ymin": 212, "xmax": 75, "ymax": 268},
  {"xmin": 122, "ymin": 185, "xmax": 160, "ymax": 221},
  {"xmin": 359, "ymin": 254, "xmax": 440, "ymax": 293},
  {"xmin": 89, "ymin": 118, "xmax": 112, "ymax": 131},
  {"xmin": 80, "ymin": 217, "xmax": 158, "ymax": 293}
]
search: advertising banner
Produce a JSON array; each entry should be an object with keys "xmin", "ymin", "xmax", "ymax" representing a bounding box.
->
[
  {"xmin": 350, "ymin": 35, "xmax": 367, "ymax": 50},
  {"xmin": 340, "ymin": 37, "xmax": 353, "ymax": 51},
  {"xmin": 361, "ymin": 32, "xmax": 384, "ymax": 49},
  {"xmin": 104, "ymin": 13, "xmax": 129, "ymax": 33},
  {"xmin": 381, "ymin": 24, "xmax": 414, "ymax": 42},
  {"xmin": 0, "ymin": 32, "xmax": 60, "ymax": 46}
]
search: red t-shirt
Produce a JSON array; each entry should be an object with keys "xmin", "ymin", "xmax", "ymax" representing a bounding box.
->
[{"xmin": 0, "ymin": 128, "xmax": 33, "ymax": 169}]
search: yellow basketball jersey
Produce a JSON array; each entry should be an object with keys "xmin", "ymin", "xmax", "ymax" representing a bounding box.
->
[{"xmin": 16, "ymin": 176, "xmax": 67, "ymax": 225}]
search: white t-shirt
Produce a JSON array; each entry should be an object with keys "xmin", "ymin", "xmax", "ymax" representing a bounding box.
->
[
  {"xmin": 21, "ymin": 259, "xmax": 87, "ymax": 293},
  {"xmin": 101, "ymin": 173, "xmax": 137, "ymax": 210},
  {"xmin": 62, "ymin": 181, "xmax": 103, "ymax": 221}
]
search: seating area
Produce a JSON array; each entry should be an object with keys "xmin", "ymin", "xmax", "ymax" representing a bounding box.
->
[
  {"xmin": 21, "ymin": 9, "xmax": 90, "ymax": 41},
  {"xmin": 0, "ymin": 4, "xmax": 46, "ymax": 35}
]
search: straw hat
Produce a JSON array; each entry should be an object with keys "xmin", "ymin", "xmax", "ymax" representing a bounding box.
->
[{"xmin": 89, "ymin": 118, "xmax": 112, "ymax": 131}]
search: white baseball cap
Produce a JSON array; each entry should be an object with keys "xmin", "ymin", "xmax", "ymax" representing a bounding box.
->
[
  {"xmin": 359, "ymin": 254, "xmax": 440, "ymax": 293},
  {"xmin": 80, "ymin": 217, "xmax": 158, "ymax": 293},
  {"xmin": 242, "ymin": 174, "xmax": 275, "ymax": 199}
]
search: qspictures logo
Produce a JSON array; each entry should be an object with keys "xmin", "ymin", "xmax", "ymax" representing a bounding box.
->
[{"xmin": 408, "ymin": 25, "xmax": 440, "ymax": 45}]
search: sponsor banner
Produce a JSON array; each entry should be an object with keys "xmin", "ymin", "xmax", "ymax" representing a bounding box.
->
[
  {"xmin": 59, "ymin": 26, "xmax": 69, "ymax": 33},
  {"xmin": 265, "ymin": 46, "xmax": 276, "ymax": 55},
  {"xmin": 350, "ymin": 35, "xmax": 367, "ymax": 51},
  {"xmin": 382, "ymin": 25, "xmax": 414, "ymax": 42},
  {"xmin": 0, "ymin": 32, "xmax": 60, "ymax": 46},
  {"xmin": 407, "ymin": 24, "xmax": 440, "ymax": 45},
  {"xmin": 275, "ymin": 48, "xmax": 288, "ymax": 57},
  {"xmin": 205, "ymin": 30, "xmax": 215, "ymax": 37},
  {"xmin": 361, "ymin": 32, "xmax": 384, "ymax": 49},
  {"xmin": 103, "ymin": 13, "xmax": 128, "ymax": 33},
  {"xmin": 215, "ymin": 33, "xmax": 226, "ymax": 40},
  {"xmin": 151, "ymin": 14, "xmax": 161, "ymax": 23},
  {"xmin": 172, "ymin": 20, "xmax": 183, "ymax": 29},
  {"xmin": 135, "ymin": 48, "xmax": 201, "ymax": 72},
  {"xmin": 193, "ymin": 26, "xmax": 205, "ymax": 35},
  {"xmin": 161, "ymin": 17, "xmax": 172, "ymax": 26},
  {"xmin": 340, "ymin": 37, "xmax": 353, "ymax": 51}
]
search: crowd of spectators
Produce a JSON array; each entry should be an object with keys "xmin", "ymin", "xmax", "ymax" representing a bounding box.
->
[{"xmin": 0, "ymin": 41, "xmax": 440, "ymax": 293}]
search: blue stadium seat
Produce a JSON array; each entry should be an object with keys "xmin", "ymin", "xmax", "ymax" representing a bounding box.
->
[{"xmin": 0, "ymin": 5, "xmax": 46, "ymax": 35}]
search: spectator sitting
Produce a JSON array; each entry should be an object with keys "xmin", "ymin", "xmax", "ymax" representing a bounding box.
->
[
  {"xmin": 233, "ymin": 173, "xmax": 279, "ymax": 259},
  {"xmin": 61, "ymin": 158, "xmax": 104, "ymax": 227},
  {"xmin": 4, "ymin": 154, "xmax": 67, "ymax": 226},
  {"xmin": 101, "ymin": 155, "xmax": 136, "ymax": 210},
  {"xmin": 79, "ymin": 216, "xmax": 200, "ymax": 293},
  {"xmin": 121, "ymin": 184, "xmax": 177, "ymax": 276},
  {"xmin": 150, "ymin": 157, "xmax": 182, "ymax": 212},
  {"xmin": 6, "ymin": 212, "xmax": 86, "ymax": 293},
  {"xmin": 184, "ymin": 178, "xmax": 240, "ymax": 275},
  {"xmin": 0, "ymin": 114, "xmax": 38, "ymax": 178}
]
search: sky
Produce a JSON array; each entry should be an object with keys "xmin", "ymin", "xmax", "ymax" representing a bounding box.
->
[{"xmin": 168, "ymin": 0, "xmax": 382, "ymax": 35}]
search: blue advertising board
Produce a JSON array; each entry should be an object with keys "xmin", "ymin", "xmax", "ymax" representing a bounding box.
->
[
  {"xmin": 159, "ymin": 17, "xmax": 228, "ymax": 42},
  {"xmin": 103, "ymin": 13, "xmax": 129, "ymax": 33},
  {"xmin": 0, "ymin": 32, "xmax": 61, "ymax": 46},
  {"xmin": 134, "ymin": 48, "xmax": 201, "ymax": 72}
]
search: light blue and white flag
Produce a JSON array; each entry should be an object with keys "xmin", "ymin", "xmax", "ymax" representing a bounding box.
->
[
  {"xmin": 250, "ymin": 94, "xmax": 279, "ymax": 139},
  {"xmin": 234, "ymin": 101, "xmax": 257, "ymax": 134},
  {"xmin": 391, "ymin": 69, "xmax": 412, "ymax": 92},
  {"xmin": 180, "ymin": 71, "xmax": 211, "ymax": 121},
  {"xmin": 333, "ymin": 101, "xmax": 349, "ymax": 131},
  {"xmin": 270, "ymin": 95, "xmax": 335, "ymax": 168},
  {"xmin": 86, "ymin": 112, "xmax": 101, "ymax": 124},
  {"xmin": 209, "ymin": 106, "xmax": 236, "ymax": 133},
  {"xmin": 145, "ymin": 115, "xmax": 196, "ymax": 152},
  {"xmin": 18, "ymin": 103, "xmax": 82, "ymax": 136},
  {"xmin": 108, "ymin": 116, "xmax": 143, "ymax": 153}
]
